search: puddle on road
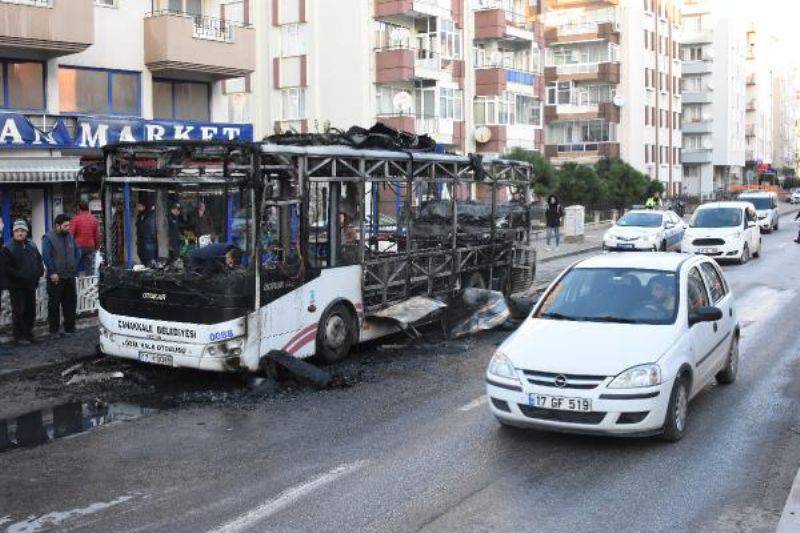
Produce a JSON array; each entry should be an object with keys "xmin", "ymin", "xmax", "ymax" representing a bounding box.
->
[{"xmin": 0, "ymin": 401, "xmax": 158, "ymax": 453}]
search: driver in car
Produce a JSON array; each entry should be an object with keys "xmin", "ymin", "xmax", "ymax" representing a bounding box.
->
[{"xmin": 644, "ymin": 276, "xmax": 675, "ymax": 319}]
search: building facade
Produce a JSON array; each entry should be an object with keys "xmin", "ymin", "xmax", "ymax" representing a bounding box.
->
[
  {"xmin": 254, "ymin": 0, "xmax": 544, "ymax": 157},
  {"xmin": 743, "ymin": 20, "xmax": 774, "ymax": 183},
  {"xmin": 0, "ymin": 0, "xmax": 255, "ymax": 245},
  {"xmin": 679, "ymin": 0, "xmax": 745, "ymax": 199},
  {"xmin": 541, "ymin": 0, "xmax": 683, "ymax": 195}
]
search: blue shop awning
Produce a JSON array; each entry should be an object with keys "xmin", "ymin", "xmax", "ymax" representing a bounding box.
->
[{"xmin": 0, "ymin": 157, "xmax": 82, "ymax": 183}]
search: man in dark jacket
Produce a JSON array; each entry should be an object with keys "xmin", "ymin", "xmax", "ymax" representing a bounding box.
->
[
  {"xmin": 135, "ymin": 201, "xmax": 157, "ymax": 265},
  {"xmin": 795, "ymin": 210, "xmax": 800, "ymax": 243},
  {"xmin": 42, "ymin": 214, "xmax": 81, "ymax": 337},
  {"xmin": 188, "ymin": 201, "xmax": 216, "ymax": 241},
  {"xmin": 4, "ymin": 220, "xmax": 44, "ymax": 344},
  {"xmin": 190, "ymin": 243, "xmax": 241, "ymax": 276},
  {"xmin": 545, "ymin": 194, "xmax": 564, "ymax": 250}
]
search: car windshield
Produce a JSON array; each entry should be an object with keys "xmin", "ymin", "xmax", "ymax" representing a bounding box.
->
[
  {"xmin": 616, "ymin": 212, "xmax": 662, "ymax": 228},
  {"xmin": 690, "ymin": 208, "xmax": 742, "ymax": 228},
  {"xmin": 534, "ymin": 268, "xmax": 679, "ymax": 325},
  {"xmin": 739, "ymin": 197, "xmax": 772, "ymax": 210}
]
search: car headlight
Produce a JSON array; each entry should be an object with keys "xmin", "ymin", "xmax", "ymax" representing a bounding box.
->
[
  {"xmin": 727, "ymin": 231, "xmax": 742, "ymax": 240},
  {"xmin": 608, "ymin": 364, "xmax": 662, "ymax": 389},
  {"xmin": 488, "ymin": 351, "xmax": 518, "ymax": 381}
]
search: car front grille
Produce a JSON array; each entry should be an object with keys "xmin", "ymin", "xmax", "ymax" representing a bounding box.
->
[
  {"xmin": 517, "ymin": 405, "xmax": 606, "ymax": 424},
  {"xmin": 692, "ymin": 238, "xmax": 725, "ymax": 246},
  {"xmin": 522, "ymin": 369, "xmax": 607, "ymax": 390}
]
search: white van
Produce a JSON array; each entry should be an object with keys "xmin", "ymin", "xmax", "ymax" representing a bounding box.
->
[
  {"xmin": 738, "ymin": 192, "xmax": 779, "ymax": 232},
  {"xmin": 681, "ymin": 202, "xmax": 762, "ymax": 264}
]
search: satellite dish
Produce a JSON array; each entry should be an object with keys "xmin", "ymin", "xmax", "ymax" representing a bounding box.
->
[
  {"xmin": 489, "ymin": 51, "xmax": 504, "ymax": 65},
  {"xmin": 612, "ymin": 95, "xmax": 625, "ymax": 107},
  {"xmin": 474, "ymin": 126, "xmax": 492, "ymax": 144},
  {"xmin": 392, "ymin": 91, "xmax": 413, "ymax": 113}
]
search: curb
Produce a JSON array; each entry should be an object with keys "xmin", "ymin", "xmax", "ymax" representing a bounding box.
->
[
  {"xmin": 539, "ymin": 244, "xmax": 604, "ymax": 264},
  {"xmin": 0, "ymin": 352, "xmax": 98, "ymax": 382},
  {"xmin": 777, "ymin": 466, "xmax": 800, "ymax": 532}
]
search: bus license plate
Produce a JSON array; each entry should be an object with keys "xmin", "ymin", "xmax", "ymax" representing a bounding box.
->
[
  {"xmin": 529, "ymin": 394, "xmax": 591, "ymax": 412},
  {"xmin": 139, "ymin": 352, "xmax": 173, "ymax": 367}
]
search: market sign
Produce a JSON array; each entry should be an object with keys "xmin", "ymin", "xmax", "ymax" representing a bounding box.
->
[{"xmin": 0, "ymin": 113, "xmax": 253, "ymax": 149}]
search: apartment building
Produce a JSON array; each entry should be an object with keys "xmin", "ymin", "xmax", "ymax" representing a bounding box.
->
[
  {"xmin": 541, "ymin": 0, "xmax": 683, "ymax": 195},
  {"xmin": 0, "ymin": 0, "xmax": 255, "ymax": 245},
  {"xmin": 771, "ymin": 69, "xmax": 798, "ymax": 174},
  {"xmin": 679, "ymin": 0, "xmax": 745, "ymax": 199},
  {"xmin": 743, "ymin": 20, "xmax": 774, "ymax": 182},
  {"xmin": 257, "ymin": 0, "xmax": 544, "ymax": 156}
]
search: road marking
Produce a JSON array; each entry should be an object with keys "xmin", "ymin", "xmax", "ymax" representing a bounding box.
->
[
  {"xmin": 210, "ymin": 461, "xmax": 368, "ymax": 533},
  {"xmin": 459, "ymin": 396, "xmax": 488, "ymax": 412},
  {"xmin": 6, "ymin": 494, "xmax": 135, "ymax": 533}
]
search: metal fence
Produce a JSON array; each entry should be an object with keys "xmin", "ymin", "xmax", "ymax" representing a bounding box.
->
[{"xmin": 0, "ymin": 276, "xmax": 98, "ymax": 328}]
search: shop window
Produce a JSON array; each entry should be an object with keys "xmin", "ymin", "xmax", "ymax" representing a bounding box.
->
[
  {"xmin": 59, "ymin": 67, "xmax": 141, "ymax": 116},
  {"xmin": 153, "ymin": 79, "xmax": 210, "ymax": 121},
  {"xmin": 0, "ymin": 60, "xmax": 45, "ymax": 111}
]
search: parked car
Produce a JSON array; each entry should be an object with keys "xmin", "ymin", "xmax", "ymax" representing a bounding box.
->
[
  {"xmin": 680, "ymin": 202, "xmax": 762, "ymax": 264},
  {"xmin": 737, "ymin": 191, "xmax": 779, "ymax": 232},
  {"xmin": 602, "ymin": 209, "xmax": 685, "ymax": 252},
  {"xmin": 486, "ymin": 253, "xmax": 738, "ymax": 441},
  {"xmin": 790, "ymin": 189, "xmax": 800, "ymax": 204}
]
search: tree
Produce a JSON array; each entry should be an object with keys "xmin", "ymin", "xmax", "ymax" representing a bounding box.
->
[
  {"xmin": 594, "ymin": 157, "xmax": 659, "ymax": 209},
  {"xmin": 505, "ymin": 147, "xmax": 558, "ymax": 196},
  {"xmin": 554, "ymin": 163, "xmax": 606, "ymax": 208}
]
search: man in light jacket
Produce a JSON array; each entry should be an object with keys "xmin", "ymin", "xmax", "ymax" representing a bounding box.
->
[{"xmin": 42, "ymin": 214, "xmax": 82, "ymax": 337}]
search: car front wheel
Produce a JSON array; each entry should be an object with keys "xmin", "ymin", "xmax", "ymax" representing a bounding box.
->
[
  {"xmin": 662, "ymin": 375, "xmax": 690, "ymax": 442},
  {"xmin": 738, "ymin": 243, "xmax": 750, "ymax": 264},
  {"xmin": 716, "ymin": 334, "xmax": 739, "ymax": 385}
]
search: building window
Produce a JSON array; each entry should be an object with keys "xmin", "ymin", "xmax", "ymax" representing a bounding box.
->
[
  {"xmin": 95, "ymin": 0, "xmax": 117, "ymax": 7},
  {"xmin": 514, "ymin": 94, "xmax": 539, "ymax": 126},
  {"xmin": 546, "ymin": 81, "xmax": 572, "ymax": 105},
  {"xmin": 153, "ymin": 79, "xmax": 210, "ymax": 121},
  {"xmin": 0, "ymin": 60, "xmax": 46, "ymax": 111},
  {"xmin": 681, "ymin": 75, "xmax": 703, "ymax": 92},
  {"xmin": 281, "ymin": 23, "xmax": 307, "ymax": 57},
  {"xmin": 439, "ymin": 19, "xmax": 463, "ymax": 60},
  {"xmin": 281, "ymin": 87, "xmax": 306, "ymax": 120},
  {"xmin": 59, "ymin": 66, "xmax": 140, "ymax": 115},
  {"xmin": 684, "ymin": 45, "xmax": 703, "ymax": 61},
  {"xmin": 439, "ymin": 87, "xmax": 464, "ymax": 120},
  {"xmin": 684, "ymin": 134, "xmax": 703, "ymax": 150}
]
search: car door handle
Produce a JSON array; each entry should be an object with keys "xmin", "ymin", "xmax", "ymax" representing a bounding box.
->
[{"xmin": 713, "ymin": 322, "xmax": 718, "ymax": 332}]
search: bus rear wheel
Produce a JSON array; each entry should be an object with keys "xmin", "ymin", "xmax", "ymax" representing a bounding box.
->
[{"xmin": 316, "ymin": 303, "xmax": 356, "ymax": 364}]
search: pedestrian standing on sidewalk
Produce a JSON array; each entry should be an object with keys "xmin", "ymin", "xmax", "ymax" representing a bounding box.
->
[
  {"xmin": 42, "ymin": 215, "xmax": 81, "ymax": 338},
  {"xmin": 70, "ymin": 200, "xmax": 100, "ymax": 275},
  {"xmin": 794, "ymin": 210, "xmax": 800, "ymax": 243},
  {"xmin": 4, "ymin": 220, "xmax": 44, "ymax": 345},
  {"xmin": 545, "ymin": 194, "xmax": 564, "ymax": 250}
]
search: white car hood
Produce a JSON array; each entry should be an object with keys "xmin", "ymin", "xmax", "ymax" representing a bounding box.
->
[
  {"xmin": 606, "ymin": 226, "xmax": 659, "ymax": 239},
  {"xmin": 502, "ymin": 319, "xmax": 678, "ymax": 376},
  {"xmin": 684, "ymin": 226, "xmax": 739, "ymax": 239}
]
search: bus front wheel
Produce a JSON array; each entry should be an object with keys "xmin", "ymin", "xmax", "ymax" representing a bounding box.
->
[{"xmin": 316, "ymin": 303, "xmax": 356, "ymax": 364}]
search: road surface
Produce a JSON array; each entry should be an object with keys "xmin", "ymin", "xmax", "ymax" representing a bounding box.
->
[{"xmin": 2, "ymin": 217, "xmax": 800, "ymax": 533}]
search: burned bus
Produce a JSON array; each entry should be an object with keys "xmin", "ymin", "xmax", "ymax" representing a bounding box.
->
[{"xmin": 97, "ymin": 137, "xmax": 535, "ymax": 372}]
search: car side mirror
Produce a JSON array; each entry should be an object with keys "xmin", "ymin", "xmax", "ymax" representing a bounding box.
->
[
  {"xmin": 689, "ymin": 306, "xmax": 723, "ymax": 326},
  {"xmin": 665, "ymin": 222, "xmax": 675, "ymax": 229},
  {"xmin": 747, "ymin": 221, "xmax": 756, "ymax": 228}
]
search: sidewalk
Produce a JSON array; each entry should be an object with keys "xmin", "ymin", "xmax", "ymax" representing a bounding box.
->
[
  {"xmin": 0, "ymin": 321, "xmax": 98, "ymax": 379},
  {"xmin": 534, "ymin": 222, "xmax": 611, "ymax": 263}
]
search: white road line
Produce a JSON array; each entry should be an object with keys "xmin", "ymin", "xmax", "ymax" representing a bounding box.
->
[
  {"xmin": 210, "ymin": 461, "xmax": 368, "ymax": 533},
  {"xmin": 459, "ymin": 396, "xmax": 488, "ymax": 412}
]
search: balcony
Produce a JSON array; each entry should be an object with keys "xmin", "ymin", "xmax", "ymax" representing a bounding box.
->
[
  {"xmin": 144, "ymin": 11, "xmax": 255, "ymax": 80},
  {"xmin": 475, "ymin": 66, "xmax": 536, "ymax": 96},
  {"xmin": 544, "ymin": 21, "xmax": 619, "ymax": 45},
  {"xmin": 681, "ymin": 148, "xmax": 713, "ymax": 164},
  {"xmin": 682, "ymin": 120, "xmax": 712, "ymax": 134},
  {"xmin": 374, "ymin": 0, "xmax": 451, "ymax": 20},
  {"xmin": 680, "ymin": 29, "xmax": 713, "ymax": 44},
  {"xmin": 376, "ymin": 113, "xmax": 459, "ymax": 145},
  {"xmin": 682, "ymin": 91, "xmax": 712, "ymax": 104},
  {"xmin": 545, "ymin": 0, "xmax": 619, "ymax": 6},
  {"xmin": 375, "ymin": 47, "xmax": 458, "ymax": 83},
  {"xmin": 474, "ymin": 7, "xmax": 535, "ymax": 42},
  {"xmin": 544, "ymin": 61, "xmax": 620, "ymax": 83},
  {"xmin": 0, "ymin": 0, "xmax": 93, "ymax": 57},
  {"xmin": 545, "ymin": 141, "xmax": 620, "ymax": 163},
  {"xmin": 682, "ymin": 60, "xmax": 711, "ymax": 75},
  {"xmin": 544, "ymin": 101, "xmax": 619, "ymax": 122}
]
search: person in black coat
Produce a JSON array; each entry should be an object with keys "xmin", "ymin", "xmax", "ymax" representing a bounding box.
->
[
  {"xmin": 4, "ymin": 220, "xmax": 44, "ymax": 344},
  {"xmin": 545, "ymin": 194, "xmax": 564, "ymax": 250}
]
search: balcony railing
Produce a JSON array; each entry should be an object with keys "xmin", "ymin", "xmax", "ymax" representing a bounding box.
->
[
  {"xmin": 555, "ymin": 63, "xmax": 600, "ymax": 75},
  {"xmin": 1, "ymin": 0, "xmax": 51, "ymax": 5},
  {"xmin": 552, "ymin": 142, "xmax": 610, "ymax": 153},
  {"xmin": 148, "ymin": 10, "xmax": 248, "ymax": 42},
  {"xmin": 555, "ymin": 19, "xmax": 617, "ymax": 36}
]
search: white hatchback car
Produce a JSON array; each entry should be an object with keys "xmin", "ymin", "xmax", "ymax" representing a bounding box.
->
[
  {"xmin": 603, "ymin": 209, "xmax": 686, "ymax": 252},
  {"xmin": 680, "ymin": 202, "xmax": 762, "ymax": 264},
  {"xmin": 738, "ymin": 192, "xmax": 779, "ymax": 232},
  {"xmin": 791, "ymin": 189, "xmax": 800, "ymax": 204},
  {"xmin": 486, "ymin": 253, "xmax": 739, "ymax": 441}
]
